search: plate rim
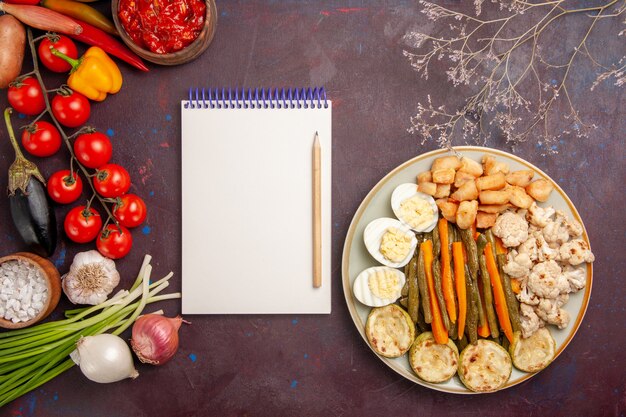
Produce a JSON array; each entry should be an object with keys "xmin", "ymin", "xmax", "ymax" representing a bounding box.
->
[{"xmin": 341, "ymin": 146, "xmax": 593, "ymax": 394}]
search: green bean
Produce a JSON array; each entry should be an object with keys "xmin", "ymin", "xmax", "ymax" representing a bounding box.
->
[
  {"xmin": 432, "ymin": 224, "xmax": 441, "ymax": 258},
  {"xmin": 417, "ymin": 245, "xmax": 432, "ymax": 324},
  {"xmin": 459, "ymin": 228, "xmax": 478, "ymax": 281},
  {"xmin": 457, "ymin": 334, "xmax": 468, "ymax": 352},
  {"xmin": 448, "ymin": 319, "xmax": 457, "ymax": 340},
  {"xmin": 432, "ymin": 258, "xmax": 450, "ymax": 331},
  {"xmin": 501, "ymin": 334, "xmax": 510, "ymax": 351},
  {"xmin": 464, "ymin": 265, "xmax": 478, "ymax": 345},
  {"xmin": 398, "ymin": 297, "xmax": 408, "ymax": 308},
  {"xmin": 407, "ymin": 255, "xmax": 419, "ymax": 324},
  {"xmin": 476, "ymin": 233, "xmax": 488, "ymax": 254},
  {"xmin": 416, "ymin": 308, "xmax": 429, "ymax": 333},
  {"xmin": 485, "ymin": 229, "xmax": 498, "ymax": 259},
  {"xmin": 498, "ymin": 253, "xmax": 521, "ymax": 333},
  {"xmin": 479, "ymin": 254, "xmax": 500, "ymax": 339}
]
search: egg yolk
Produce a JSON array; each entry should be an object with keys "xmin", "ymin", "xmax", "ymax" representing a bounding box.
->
[
  {"xmin": 399, "ymin": 196, "xmax": 435, "ymax": 229},
  {"xmin": 380, "ymin": 227, "xmax": 413, "ymax": 263},
  {"xmin": 368, "ymin": 269, "xmax": 401, "ymax": 299}
]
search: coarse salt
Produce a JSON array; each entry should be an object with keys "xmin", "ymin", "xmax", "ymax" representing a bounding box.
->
[{"xmin": 0, "ymin": 260, "xmax": 48, "ymax": 323}]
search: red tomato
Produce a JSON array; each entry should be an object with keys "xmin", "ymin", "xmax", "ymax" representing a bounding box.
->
[
  {"xmin": 51, "ymin": 91, "xmax": 91, "ymax": 128},
  {"xmin": 93, "ymin": 164, "xmax": 131, "ymax": 198},
  {"xmin": 21, "ymin": 121, "xmax": 62, "ymax": 157},
  {"xmin": 37, "ymin": 35, "xmax": 78, "ymax": 73},
  {"xmin": 97, "ymin": 224, "xmax": 132, "ymax": 259},
  {"xmin": 74, "ymin": 132, "xmax": 112, "ymax": 168},
  {"xmin": 64, "ymin": 206, "xmax": 102, "ymax": 243},
  {"xmin": 47, "ymin": 170, "xmax": 83, "ymax": 204},
  {"xmin": 113, "ymin": 194, "xmax": 147, "ymax": 228},
  {"xmin": 7, "ymin": 77, "xmax": 46, "ymax": 116}
]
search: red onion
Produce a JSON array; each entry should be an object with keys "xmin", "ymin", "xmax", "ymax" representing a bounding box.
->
[{"xmin": 130, "ymin": 314, "xmax": 187, "ymax": 365}]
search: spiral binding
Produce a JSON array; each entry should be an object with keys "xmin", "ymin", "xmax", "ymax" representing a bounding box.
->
[{"xmin": 184, "ymin": 87, "xmax": 328, "ymax": 109}]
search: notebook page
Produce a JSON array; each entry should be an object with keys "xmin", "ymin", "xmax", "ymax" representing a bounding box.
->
[{"xmin": 181, "ymin": 103, "xmax": 332, "ymax": 314}]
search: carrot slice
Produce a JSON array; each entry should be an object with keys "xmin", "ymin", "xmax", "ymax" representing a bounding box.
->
[
  {"xmin": 484, "ymin": 242, "xmax": 514, "ymax": 343},
  {"xmin": 452, "ymin": 242, "xmax": 466, "ymax": 339},
  {"xmin": 438, "ymin": 219, "xmax": 456, "ymax": 323},
  {"xmin": 510, "ymin": 278, "xmax": 522, "ymax": 295},
  {"xmin": 422, "ymin": 240, "xmax": 448, "ymax": 344}
]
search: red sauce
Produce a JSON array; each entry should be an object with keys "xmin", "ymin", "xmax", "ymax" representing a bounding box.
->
[{"xmin": 118, "ymin": 0, "xmax": 206, "ymax": 54}]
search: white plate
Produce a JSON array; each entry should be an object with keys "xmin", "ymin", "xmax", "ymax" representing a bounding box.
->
[{"xmin": 341, "ymin": 146, "xmax": 593, "ymax": 394}]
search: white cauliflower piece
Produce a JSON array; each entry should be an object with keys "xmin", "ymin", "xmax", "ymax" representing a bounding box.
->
[
  {"xmin": 493, "ymin": 212, "xmax": 529, "ymax": 247},
  {"xmin": 559, "ymin": 239, "xmax": 595, "ymax": 265},
  {"xmin": 562, "ymin": 265, "xmax": 587, "ymax": 292},
  {"xmin": 533, "ymin": 233, "xmax": 559, "ymax": 262},
  {"xmin": 555, "ymin": 210, "xmax": 583, "ymax": 237},
  {"xmin": 527, "ymin": 260, "xmax": 569, "ymax": 299},
  {"xmin": 503, "ymin": 250, "xmax": 532, "ymax": 278},
  {"xmin": 543, "ymin": 215, "xmax": 570, "ymax": 246},
  {"xmin": 518, "ymin": 236, "xmax": 538, "ymax": 262},
  {"xmin": 519, "ymin": 303, "xmax": 543, "ymax": 338},
  {"xmin": 535, "ymin": 298, "xmax": 570, "ymax": 329},
  {"xmin": 526, "ymin": 202, "xmax": 555, "ymax": 228},
  {"xmin": 516, "ymin": 281, "xmax": 540, "ymax": 306}
]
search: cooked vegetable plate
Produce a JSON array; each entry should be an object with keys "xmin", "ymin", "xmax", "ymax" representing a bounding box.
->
[{"xmin": 342, "ymin": 147, "xmax": 593, "ymax": 394}]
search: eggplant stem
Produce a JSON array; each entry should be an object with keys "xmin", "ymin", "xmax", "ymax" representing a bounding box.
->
[{"xmin": 4, "ymin": 108, "xmax": 25, "ymax": 159}]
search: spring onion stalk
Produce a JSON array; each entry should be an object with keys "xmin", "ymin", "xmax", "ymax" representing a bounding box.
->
[{"xmin": 0, "ymin": 255, "xmax": 180, "ymax": 407}]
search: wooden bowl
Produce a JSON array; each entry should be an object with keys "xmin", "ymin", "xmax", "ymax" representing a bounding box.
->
[
  {"xmin": 111, "ymin": 0, "xmax": 217, "ymax": 66},
  {"xmin": 0, "ymin": 252, "xmax": 61, "ymax": 329}
]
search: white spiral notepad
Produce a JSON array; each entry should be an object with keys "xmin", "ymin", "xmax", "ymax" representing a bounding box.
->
[{"xmin": 181, "ymin": 88, "xmax": 332, "ymax": 314}]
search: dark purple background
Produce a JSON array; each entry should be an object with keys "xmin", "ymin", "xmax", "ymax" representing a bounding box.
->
[{"xmin": 0, "ymin": 1, "xmax": 624, "ymax": 416}]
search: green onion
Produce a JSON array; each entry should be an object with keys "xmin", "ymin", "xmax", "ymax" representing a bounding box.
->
[{"xmin": 0, "ymin": 255, "xmax": 180, "ymax": 407}]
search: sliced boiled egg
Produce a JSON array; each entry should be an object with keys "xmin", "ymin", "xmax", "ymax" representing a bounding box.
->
[
  {"xmin": 363, "ymin": 217, "xmax": 417, "ymax": 268},
  {"xmin": 391, "ymin": 183, "xmax": 438, "ymax": 232},
  {"xmin": 353, "ymin": 266, "xmax": 406, "ymax": 307}
]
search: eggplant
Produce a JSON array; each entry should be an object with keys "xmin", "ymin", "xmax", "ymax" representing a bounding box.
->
[
  {"xmin": 4, "ymin": 108, "xmax": 57, "ymax": 257},
  {"xmin": 9, "ymin": 177, "xmax": 57, "ymax": 257}
]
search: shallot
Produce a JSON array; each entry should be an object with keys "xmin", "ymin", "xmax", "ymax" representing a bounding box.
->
[{"xmin": 131, "ymin": 314, "xmax": 187, "ymax": 365}]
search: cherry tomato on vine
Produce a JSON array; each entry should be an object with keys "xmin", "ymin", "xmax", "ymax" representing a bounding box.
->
[
  {"xmin": 64, "ymin": 206, "xmax": 102, "ymax": 243},
  {"xmin": 7, "ymin": 77, "xmax": 46, "ymax": 116},
  {"xmin": 38, "ymin": 35, "xmax": 78, "ymax": 73},
  {"xmin": 113, "ymin": 194, "xmax": 147, "ymax": 228},
  {"xmin": 51, "ymin": 90, "xmax": 91, "ymax": 128},
  {"xmin": 47, "ymin": 170, "xmax": 83, "ymax": 204},
  {"xmin": 93, "ymin": 164, "xmax": 131, "ymax": 198},
  {"xmin": 97, "ymin": 224, "xmax": 132, "ymax": 259},
  {"xmin": 74, "ymin": 131, "xmax": 113, "ymax": 168},
  {"xmin": 20, "ymin": 121, "xmax": 62, "ymax": 157}
]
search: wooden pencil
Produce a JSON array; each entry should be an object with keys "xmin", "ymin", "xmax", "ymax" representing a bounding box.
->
[{"xmin": 313, "ymin": 132, "xmax": 322, "ymax": 288}]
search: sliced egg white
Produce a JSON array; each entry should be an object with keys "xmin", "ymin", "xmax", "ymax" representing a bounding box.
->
[
  {"xmin": 391, "ymin": 183, "xmax": 439, "ymax": 233},
  {"xmin": 353, "ymin": 266, "xmax": 406, "ymax": 307},
  {"xmin": 363, "ymin": 217, "xmax": 417, "ymax": 268}
]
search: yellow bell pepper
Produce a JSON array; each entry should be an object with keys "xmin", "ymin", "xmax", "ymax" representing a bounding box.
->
[{"xmin": 50, "ymin": 46, "xmax": 122, "ymax": 102}]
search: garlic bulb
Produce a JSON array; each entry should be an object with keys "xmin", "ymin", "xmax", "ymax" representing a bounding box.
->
[
  {"xmin": 71, "ymin": 334, "xmax": 139, "ymax": 383},
  {"xmin": 62, "ymin": 250, "xmax": 120, "ymax": 305}
]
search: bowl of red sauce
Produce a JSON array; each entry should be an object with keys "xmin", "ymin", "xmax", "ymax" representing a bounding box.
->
[{"xmin": 112, "ymin": 0, "xmax": 217, "ymax": 65}]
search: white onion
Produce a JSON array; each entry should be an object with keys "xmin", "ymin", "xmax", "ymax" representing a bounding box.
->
[{"xmin": 70, "ymin": 334, "xmax": 139, "ymax": 383}]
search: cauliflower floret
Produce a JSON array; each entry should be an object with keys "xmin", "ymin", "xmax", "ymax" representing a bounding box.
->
[
  {"xmin": 562, "ymin": 264, "xmax": 587, "ymax": 292},
  {"xmin": 518, "ymin": 236, "xmax": 538, "ymax": 262},
  {"xmin": 535, "ymin": 297, "xmax": 570, "ymax": 329},
  {"xmin": 555, "ymin": 210, "xmax": 583, "ymax": 237},
  {"xmin": 519, "ymin": 303, "xmax": 543, "ymax": 338},
  {"xmin": 533, "ymin": 233, "xmax": 559, "ymax": 262},
  {"xmin": 493, "ymin": 212, "xmax": 529, "ymax": 248},
  {"xmin": 517, "ymin": 281, "xmax": 540, "ymax": 306},
  {"xmin": 526, "ymin": 202, "xmax": 555, "ymax": 228},
  {"xmin": 527, "ymin": 260, "xmax": 569, "ymax": 299},
  {"xmin": 503, "ymin": 250, "xmax": 532, "ymax": 278},
  {"xmin": 543, "ymin": 215, "xmax": 570, "ymax": 246},
  {"xmin": 559, "ymin": 239, "xmax": 595, "ymax": 265}
]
